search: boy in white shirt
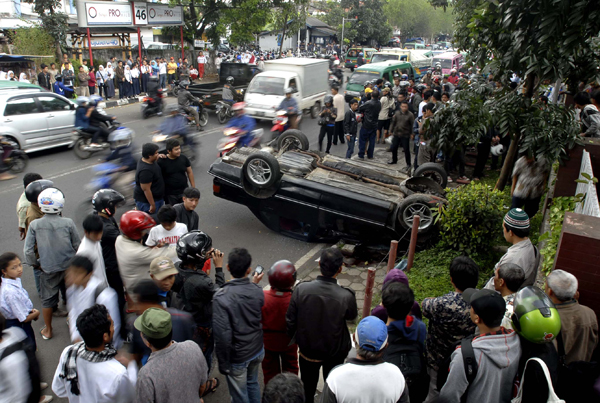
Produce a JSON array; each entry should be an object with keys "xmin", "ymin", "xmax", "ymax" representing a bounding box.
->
[
  {"xmin": 146, "ymin": 205, "xmax": 188, "ymax": 247},
  {"xmin": 77, "ymin": 214, "xmax": 108, "ymax": 287},
  {"xmin": 53, "ymin": 304, "xmax": 136, "ymax": 403}
]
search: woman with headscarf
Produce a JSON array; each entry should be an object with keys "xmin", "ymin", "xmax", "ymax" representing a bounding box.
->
[
  {"xmin": 105, "ymin": 62, "xmax": 115, "ymax": 99},
  {"xmin": 131, "ymin": 63, "xmax": 140, "ymax": 96},
  {"xmin": 96, "ymin": 65, "xmax": 107, "ymax": 99},
  {"xmin": 150, "ymin": 59, "xmax": 159, "ymax": 77},
  {"xmin": 371, "ymin": 268, "xmax": 422, "ymax": 322},
  {"xmin": 123, "ymin": 65, "xmax": 132, "ymax": 98},
  {"xmin": 0, "ymin": 71, "xmax": 7, "ymax": 80},
  {"xmin": 8, "ymin": 71, "xmax": 16, "ymax": 81}
]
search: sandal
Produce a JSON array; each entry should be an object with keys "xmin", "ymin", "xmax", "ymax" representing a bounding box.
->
[
  {"xmin": 201, "ymin": 378, "xmax": 220, "ymax": 397},
  {"xmin": 40, "ymin": 326, "xmax": 52, "ymax": 340}
]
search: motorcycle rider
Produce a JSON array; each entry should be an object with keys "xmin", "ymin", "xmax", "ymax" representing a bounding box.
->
[
  {"xmin": 146, "ymin": 76, "xmax": 163, "ymax": 115},
  {"xmin": 177, "ymin": 80, "xmax": 203, "ymax": 132},
  {"xmin": 225, "ymin": 102, "xmax": 257, "ymax": 147},
  {"xmin": 158, "ymin": 104, "xmax": 192, "ymax": 146},
  {"xmin": 330, "ymin": 60, "xmax": 343, "ymax": 84},
  {"xmin": 75, "ymin": 97, "xmax": 105, "ymax": 148},
  {"xmin": 53, "ymin": 74, "xmax": 74, "ymax": 98},
  {"xmin": 89, "ymin": 95, "xmax": 116, "ymax": 136},
  {"xmin": 222, "ymin": 76, "xmax": 238, "ymax": 105},
  {"xmin": 105, "ymin": 127, "xmax": 136, "ymax": 179},
  {"xmin": 277, "ymin": 87, "xmax": 300, "ymax": 129}
]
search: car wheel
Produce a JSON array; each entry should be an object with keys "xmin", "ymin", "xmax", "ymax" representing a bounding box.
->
[
  {"xmin": 278, "ymin": 130, "xmax": 309, "ymax": 152},
  {"xmin": 397, "ymin": 194, "xmax": 439, "ymax": 234},
  {"xmin": 413, "ymin": 163, "xmax": 448, "ymax": 188},
  {"xmin": 311, "ymin": 102, "xmax": 320, "ymax": 119},
  {"xmin": 200, "ymin": 110, "xmax": 209, "ymax": 127},
  {"xmin": 242, "ymin": 152, "xmax": 281, "ymax": 190},
  {"xmin": 73, "ymin": 138, "xmax": 93, "ymax": 160}
]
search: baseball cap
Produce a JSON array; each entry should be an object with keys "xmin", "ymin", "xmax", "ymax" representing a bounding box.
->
[
  {"xmin": 134, "ymin": 308, "xmax": 172, "ymax": 339},
  {"xmin": 149, "ymin": 256, "xmax": 178, "ymax": 280},
  {"xmin": 355, "ymin": 316, "xmax": 388, "ymax": 352},
  {"xmin": 365, "ymin": 87, "xmax": 373, "ymax": 94},
  {"xmin": 462, "ymin": 288, "xmax": 506, "ymax": 327}
]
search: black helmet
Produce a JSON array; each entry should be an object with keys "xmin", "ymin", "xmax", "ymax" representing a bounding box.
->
[
  {"xmin": 179, "ymin": 80, "xmax": 190, "ymax": 89},
  {"xmin": 25, "ymin": 179, "xmax": 54, "ymax": 203},
  {"xmin": 324, "ymin": 94, "xmax": 333, "ymax": 105},
  {"xmin": 416, "ymin": 84, "xmax": 427, "ymax": 93},
  {"xmin": 55, "ymin": 74, "xmax": 62, "ymax": 82},
  {"xmin": 176, "ymin": 230, "xmax": 213, "ymax": 266},
  {"xmin": 92, "ymin": 189, "xmax": 125, "ymax": 217},
  {"xmin": 226, "ymin": 76, "xmax": 234, "ymax": 84}
]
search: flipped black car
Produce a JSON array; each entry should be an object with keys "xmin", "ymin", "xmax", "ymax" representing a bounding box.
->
[{"xmin": 208, "ymin": 130, "xmax": 448, "ymax": 243}]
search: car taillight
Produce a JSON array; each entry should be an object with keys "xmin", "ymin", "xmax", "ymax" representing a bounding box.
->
[{"xmin": 213, "ymin": 183, "xmax": 221, "ymax": 194}]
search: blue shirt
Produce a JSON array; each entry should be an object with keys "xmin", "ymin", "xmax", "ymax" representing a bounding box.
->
[
  {"xmin": 226, "ymin": 114, "xmax": 257, "ymax": 147},
  {"xmin": 278, "ymin": 96, "xmax": 299, "ymax": 114},
  {"xmin": 0, "ymin": 278, "xmax": 33, "ymax": 322},
  {"xmin": 75, "ymin": 106, "xmax": 90, "ymax": 129},
  {"xmin": 159, "ymin": 114, "xmax": 187, "ymax": 136},
  {"xmin": 53, "ymin": 81, "xmax": 73, "ymax": 96}
]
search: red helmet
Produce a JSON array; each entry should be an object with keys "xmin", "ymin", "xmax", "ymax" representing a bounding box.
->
[
  {"xmin": 267, "ymin": 260, "xmax": 297, "ymax": 290},
  {"xmin": 120, "ymin": 210, "xmax": 155, "ymax": 240}
]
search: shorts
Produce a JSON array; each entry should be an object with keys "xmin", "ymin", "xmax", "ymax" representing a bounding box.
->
[
  {"xmin": 40, "ymin": 270, "xmax": 65, "ymax": 308},
  {"xmin": 377, "ymin": 119, "xmax": 390, "ymax": 132}
]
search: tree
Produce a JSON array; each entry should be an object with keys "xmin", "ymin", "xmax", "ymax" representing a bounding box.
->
[
  {"xmin": 385, "ymin": 0, "xmax": 454, "ymax": 44},
  {"xmin": 429, "ymin": 0, "xmax": 600, "ymax": 189},
  {"xmin": 220, "ymin": 0, "xmax": 272, "ymax": 46},
  {"xmin": 271, "ymin": 0, "xmax": 310, "ymax": 54},
  {"xmin": 341, "ymin": 0, "xmax": 392, "ymax": 45},
  {"xmin": 8, "ymin": 24, "xmax": 56, "ymax": 57},
  {"xmin": 315, "ymin": 1, "xmax": 358, "ymax": 44},
  {"xmin": 25, "ymin": 0, "xmax": 69, "ymax": 61}
]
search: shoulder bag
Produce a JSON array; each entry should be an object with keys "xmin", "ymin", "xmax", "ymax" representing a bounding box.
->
[{"xmin": 512, "ymin": 358, "xmax": 565, "ymax": 403}]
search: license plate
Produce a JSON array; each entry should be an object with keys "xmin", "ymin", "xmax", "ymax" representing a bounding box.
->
[{"xmin": 256, "ymin": 111, "xmax": 265, "ymax": 117}]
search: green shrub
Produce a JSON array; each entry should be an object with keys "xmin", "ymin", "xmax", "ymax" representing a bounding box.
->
[{"xmin": 434, "ymin": 182, "xmax": 507, "ymax": 255}]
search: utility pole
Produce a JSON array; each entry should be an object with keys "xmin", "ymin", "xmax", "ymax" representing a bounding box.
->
[{"xmin": 341, "ymin": 16, "xmax": 357, "ymax": 60}]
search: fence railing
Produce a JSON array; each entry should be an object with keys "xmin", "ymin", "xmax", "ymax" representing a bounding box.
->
[{"xmin": 574, "ymin": 150, "xmax": 600, "ymax": 217}]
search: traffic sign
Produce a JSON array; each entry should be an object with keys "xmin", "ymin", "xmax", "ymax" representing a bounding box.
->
[{"xmin": 133, "ymin": 3, "xmax": 148, "ymax": 26}]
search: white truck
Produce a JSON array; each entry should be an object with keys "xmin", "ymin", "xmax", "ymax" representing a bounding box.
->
[{"xmin": 244, "ymin": 58, "xmax": 328, "ymax": 121}]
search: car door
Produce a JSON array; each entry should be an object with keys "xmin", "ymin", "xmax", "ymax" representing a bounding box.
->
[
  {"xmin": 35, "ymin": 94, "xmax": 75, "ymax": 144},
  {"xmin": 2, "ymin": 95, "xmax": 45, "ymax": 149}
]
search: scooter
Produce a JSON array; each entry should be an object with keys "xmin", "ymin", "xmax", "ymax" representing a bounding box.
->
[
  {"xmin": 216, "ymin": 101, "xmax": 234, "ymax": 124},
  {"xmin": 182, "ymin": 101, "xmax": 209, "ymax": 127},
  {"xmin": 141, "ymin": 89, "xmax": 165, "ymax": 119},
  {"xmin": 271, "ymin": 110, "xmax": 302, "ymax": 139},
  {"xmin": 217, "ymin": 127, "xmax": 264, "ymax": 157},
  {"xmin": 0, "ymin": 141, "xmax": 28, "ymax": 173},
  {"xmin": 71, "ymin": 121, "xmax": 132, "ymax": 160}
]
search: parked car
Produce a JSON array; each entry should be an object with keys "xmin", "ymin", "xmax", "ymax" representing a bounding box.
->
[
  {"xmin": 208, "ymin": 133, "xmax": 447, "ymax": 243},
  {"xmin": 345, "ymin": 61, "xmax": 417, "ymax": 102},
  {"xmin": 0, "ymin": 90, "xmax": 76, "ymax": 153}
]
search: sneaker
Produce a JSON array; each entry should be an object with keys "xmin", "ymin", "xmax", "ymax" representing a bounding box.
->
[
  {"xmin": 401, "ymin": 165, "xmax": 412, "ymax": 173},
  {"xmin": 39, "ymin": 396, "xmax": 53, "ymax": 403},
  {"xmin": 387, "ymin": 161, "xmax": 397, "ymax": 165},
  {"xmin": 447, "ymin": 176, "xmax": 453, "ymax": 183}
]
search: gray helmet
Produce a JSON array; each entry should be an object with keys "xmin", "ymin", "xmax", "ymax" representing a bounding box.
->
[
  {"xmin": 179, "ymin": 80, "xmax": 190, "ymax": 89},
  {"xmin": 76, "ymin": 96, "xmax": 90, "ymax": 106},
  {"xmin": 324, "ymin": 95, "xmax": 333, "ymax": 105},
  {"xmin": 285, "ymin": 87, "xmax": 294, "ymax": 94},
  {"xmin": 166, "ymin": 104, "xmax": 179, "ymax": 114},
  {"xmin": 226, "ymin": 76, "xmax": 234, "ymax": 84}
]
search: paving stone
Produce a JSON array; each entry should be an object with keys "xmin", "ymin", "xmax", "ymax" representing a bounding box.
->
[
  {"xmin": 347, "ymin": 268, "xmax": 361, "ymax": 276},
  {"xmin": 355, "ymin": 291, "xmax": 365, "ymax": 300},
  {"xmin": 359, "ymin": 272, "xmax": 368, "ymax": 280},
  {"xmin": 350, "ymin": 282, "xmax": 366, "ymax": 291},
  {"xmin": 338, "ymin": 279, "xmax": 351, "ymax": 287},
  {"xmin": 357, "ymin": 299, "xmax": 364, "ymax": 308}
]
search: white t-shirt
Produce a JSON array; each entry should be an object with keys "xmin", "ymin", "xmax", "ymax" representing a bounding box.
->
[
  {"xmin": 418, "ymin": 100, "xmax": 427, "ymax": 118},
  {"xmin": 159, "ymin": 62, "xmax": 167, "ymax": 74},
  {"xmin": 146, "ymin": 222, "xmax": 188, "ymax": 247},
  {"xmin": 197, "ymin": 56, "xmax": 207, "ymax": 64},
  {"xmin": 77, "ymin": 236, "xmax": 108, "ymax": 287}
]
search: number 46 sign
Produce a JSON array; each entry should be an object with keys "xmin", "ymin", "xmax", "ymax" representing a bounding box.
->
[{"xmin": 133, "ymin": 3, "xmax": 148, "ymax": 25}]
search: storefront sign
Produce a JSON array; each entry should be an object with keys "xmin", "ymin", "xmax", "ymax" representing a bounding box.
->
[
  {"xmin": 76, "ymin": 1, "xmax": 132, "ymax": 27},
  {"xmin": 147, "ymin": 5, "xmax": 183, "ymax": 25},
  {"xmin": 89, "ymin": 37, "xmax": 120, "ymax": 48}
]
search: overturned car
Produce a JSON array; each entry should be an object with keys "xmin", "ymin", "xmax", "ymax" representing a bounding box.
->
[{"xmin": 208, "ymin": 130, "xmax": 448, "ymax": 243}]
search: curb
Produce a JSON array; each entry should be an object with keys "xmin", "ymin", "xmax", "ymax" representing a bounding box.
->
[{"xmin": 102, "ymin": 90, "xmax": 173, "ymax": 109}]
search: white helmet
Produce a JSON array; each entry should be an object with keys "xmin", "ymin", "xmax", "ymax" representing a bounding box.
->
[
  {"xmin": 38, "ymin": 187, "xmax": 65, "ymax": 214},
  {"xmin": 333, "ymin": 60, "xmax": 340, "ymax": 66},
  {"xmin": 108, "ymin": 127, "xmax": 134, "ymax": 149},
  {"xmin": 491, "ymin": 144, "xmax": 504, "ymax": 156},
  {"xmin": 285, "ymin": 87, "xmax": 294, "ymax": 94}
]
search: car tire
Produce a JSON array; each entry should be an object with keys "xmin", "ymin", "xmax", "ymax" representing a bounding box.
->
[
  {"xmin": 278, "ymin": 130, "xmax": 309, "ymax": 152},
  {"xmin": 413, "ymin": 163, "xmax": 448, "ymax": 188},
  {"xmin": 242, "ymin": 152, "xmax": 281, "ymax": 190},
  {"xmin": 73, "ymin": 138, "xmax": 93, "ymax": 160},
  {"xmin": 397, "ymin": 194, "xmax": 440, "ymax": 234},
  {"xmin": 311, "ymin": 102, "xmax": 320, "ymax": 119}
]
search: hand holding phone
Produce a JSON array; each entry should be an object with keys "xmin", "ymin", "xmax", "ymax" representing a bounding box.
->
[{"xmin": 252, "ymin": 265, "xmax": 265, "ymax": 284}]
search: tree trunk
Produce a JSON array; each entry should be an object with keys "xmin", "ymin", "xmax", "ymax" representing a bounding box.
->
[
  {"xmin": 279, "ymin": 13, "xmax": 288, "ymax": 55},
  {"xmin": 495, "ymin": 131, "xmax": 520, "ymax": 192},
  {"xmin": 55, "ymin": 40, "xmax": 63, "ymax": 63}
]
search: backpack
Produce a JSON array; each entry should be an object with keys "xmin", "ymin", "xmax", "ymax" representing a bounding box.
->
[
  {"xmin": 436, "ymin": 335, "xmax": 478, "ymax": 402},
  {"xmin": 383, "ymin": 325, "xmax": 430, "ymax": 403},
  {"xmin": 1, "ymin": 339, "xmax": 41, "ymax": 403}
]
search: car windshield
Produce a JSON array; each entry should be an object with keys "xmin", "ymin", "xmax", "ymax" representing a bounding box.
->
[
  {"xmin": 247, "ymin": 76, "xmax": 285, "ymax": 95},
  {"xmin": 348, "ymin": 71, "xmax": 380, "ymax": 85},
  {"xmin": 371, "ymin": 54, "xmax": 400, "ymax": 63},
  {"xmin": 432, "ymin": 58, "xmax": 453, "ymax": 69}
]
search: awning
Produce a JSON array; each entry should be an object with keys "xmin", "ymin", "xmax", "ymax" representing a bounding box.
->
[
  {"xmin": 311, "ymin": 27, "xmax": 336, "ymax": 37},
  {"xmin": 0, "ymin": 54, "xmax": 33, "ymax": 62}
]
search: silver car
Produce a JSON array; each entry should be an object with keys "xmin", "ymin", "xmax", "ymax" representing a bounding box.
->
[{"xmin": 0, "ymin": 90, "xmax": 76, "ymax": 153}]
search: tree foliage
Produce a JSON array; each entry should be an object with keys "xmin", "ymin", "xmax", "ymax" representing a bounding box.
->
[
  {"xmin": 8, "ymin": 24, "xmax": 56, "ymax": 57},
  {"xmin": 384, "ymin": 0, "xmax": 454, "ymax": 43},
  {"xmin": 220, "ymin": 0, "xmax": 272, "ymax": 46},
  {"xmin": 25, "ymin": 0, "xmax": 69, "ymax": 61},
  {"xmin": 271, "ymin": 0, "xmax": 310, "ymax": 52},
  {"xmin": 339, "ymin": 0, "xmax": 393, "ymax": 45}
]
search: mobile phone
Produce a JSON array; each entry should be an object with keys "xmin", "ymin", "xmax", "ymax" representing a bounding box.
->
[{"xmin": 253, "ymin": 265, "xmax": 264, "ymax": 276}]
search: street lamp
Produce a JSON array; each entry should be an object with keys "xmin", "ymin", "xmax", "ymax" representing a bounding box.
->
[{"xmin": 341, "ymin": 16, "xmax": 358, "ymax": 58}]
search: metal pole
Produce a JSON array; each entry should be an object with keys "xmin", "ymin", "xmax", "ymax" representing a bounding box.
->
[
  {"xmin": 386, "ymin": 240, "xmax": 399, "ymax": 273},
  {"xmin": 341, "ymin": 18, "xmax": 345, "ymax": 58},
  {"xmin": 86, "ymin": 28, "xmax": 93, "ymax": 67},
  {"xmin": 137, "ymin": 27, "xmax": 142, "ymax": 62},
  {"xmin": 362, "ymin": 267, "xmax": 377, "ymax": 319},
  {"xmin": 406, "ymin": 215, "xmax": 421, "ymax": 272},
  {"xmin": 180, "ymin": 26, "xmax": 185, "ymax": 60}
]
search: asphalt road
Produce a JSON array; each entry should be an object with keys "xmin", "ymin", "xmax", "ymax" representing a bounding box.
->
[{"xmin": 0, "ymin": 94, "xmax": 357, "ymax": 401}]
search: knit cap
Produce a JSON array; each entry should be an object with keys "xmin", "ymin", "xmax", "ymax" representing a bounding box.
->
[{"xmin": 504, "ymin": 208, "xmax": 530, "ymax": 229}]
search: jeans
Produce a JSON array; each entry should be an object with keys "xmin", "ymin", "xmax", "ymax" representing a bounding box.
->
[
  {"xmin": 358, "ymin": 126, "xmax": 376, "ymax": 158},
  {"xmin": 135, "ymin": 199, "xmax": 165, "ymax": 218},
  {"xmin": 318, "ymin": 125, "xmax": 334, "ymax": 152},
  {"xmin": 83, "ymin": 126, "xmax": 104, "ymax": 144},
  {"xmin": 511, "ymin": 195, "xmax": 542, "ymax": 218},
  {"xmin": 159, "ymin": 73, "xmax": 167, "ymax": 89},
  {"xmin": 346, "ymin": 135, "xmax": 356, "ymax": 158},
  {"xmin": 226, "ymin": 349, "xmax": 264, "ymax": 403},
  {"xmin": 333, "ymin": 121, "xmax": 345, "ymax": 144},
  {"xmin": 299, "ymin": 353, "xmax": 347, "ymax": 403}
]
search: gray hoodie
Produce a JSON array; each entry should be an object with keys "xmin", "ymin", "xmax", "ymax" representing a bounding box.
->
[{"xmin": 439, "ymin": 329, "xmax": 521, "ymax": 403}]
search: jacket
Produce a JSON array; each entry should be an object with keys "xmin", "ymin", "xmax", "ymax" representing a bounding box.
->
[
  {"xmin": 262, "ymin": 289, "xmax": 295, "ymax": 352},
  {"xmin": 99, "ymin": 216, "xmax": 120, "ymax": 273},
  {"xmin": 343, "ymin": 109, "xmax": 358, "ymax": 136},
  {"xmin": 78, "ymin": 72, "xmax": 89, "ymax": 87},
  {"xmin": 174, "ymin": 263, "xmax": 225, "ymax": 327},
  {"xmin": 320, "ymin": 106, "xmax": 337, "ymax": 125},
  {"xmin": 554, "ymin": 299, "xmax": 598, "ymax": 364},
  {"xmin": 358, "ymin": 99, "xmax": 381, "ymax": 130},
  {"xmin": 389, "ymin": 109, "xmax": 415, "ymax": 138},
  {"xmin": 581, "ymin": 104, "xmax": 600, "ymax": 137},
  {"xmin": 439, "ymin": 328, "xmax": 522, "ymax": 403},
  {"xmin": 177, "ymin": 89, "xmax": 199, "ymax": 108},
  {"xmin": 24, "ymin": 214, "xmax": 80, "ymax": 273},
  {"xmin": 378, "ymin": 96, "xmax": 395, "ymax": 120},
  {"xmin": 286, "ymin": 276, "xmax": 357, "ymax": 360},
  {"xmin": 90, "ymin": 109, "xmax": 113, "ymax": 128},
  {"xmin": 278, "ymin": 97, "xmax": 300, "ymax": 115},
  {"xmin": 37, "ymin": 72, "xmax": 51, "ymax": 90},
  {"xmin": 213, "ymin": 278, "xmax": 265, "ymax": 372},
  {"xmin": 333, "ymin": 93, "xmax": 345, "ymax": 122},
  {"xmin": 75, "ymin": 107, "xmax": 91, "ymax": 129},
  {"xmin": 53, "ymin": 81, "xmax": 73, "ymax": 96},
  {"xmin": 115, "ymin": 66, "xmax": 125, "ymax": 82}
]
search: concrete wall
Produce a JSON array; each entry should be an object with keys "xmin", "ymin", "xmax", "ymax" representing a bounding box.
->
[{"xmin": 259, "ymin": 32, "xmax": 297, "ymax": 52}]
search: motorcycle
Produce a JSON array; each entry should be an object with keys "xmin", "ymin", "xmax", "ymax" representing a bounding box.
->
[
  {"xmin": 152, "ymin": 130, "xmax": 198, "ymax": 163},
  {"xmin": 71, "ymin": 121, "xmax": 132, "ymax": 160},
  {"xmin": 182, "ymin": 101, "xmax": 209, "ymax": 127},
  {"xmin": 141, "ymin": 89, "xmax": 165, "ymax": 119},
  {"xmin": 215, "ymin": 101, "xmax": 234, "ymax": 124},
  {"xmin": 0, "ymin": 141, "xmax": 28, "ymax": 173},
  {"xmin": 328, "ymin": 69, "xmax": 343, "ymax": 87},
  {"xmin": 271, "ymin": 110, "xmax": 302, "ymax": 139},
  {"xmin": 217, "ymin": 127, "xmax": 263, "ymax": 157}
]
